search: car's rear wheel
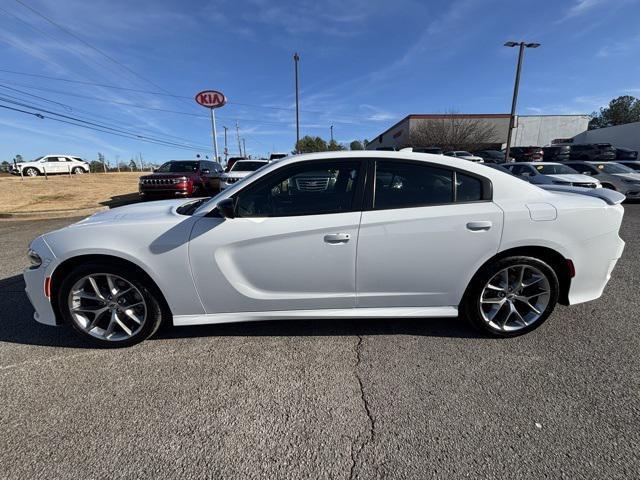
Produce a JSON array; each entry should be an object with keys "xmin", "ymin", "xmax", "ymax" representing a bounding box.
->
[
  {"xmin": 58, "ymin": 262, "xmax": 164, "ymax": 347},
  {"xmin": 24, "ymin": 167, "xmax": 39, "ymax": 177},
  {"xmin": 461, "ymin": 256, "xmax": 559, "ymax": 337},
  {"xmin": 72, "ymin": 167, "xmax": 85, "ymax": 174}
]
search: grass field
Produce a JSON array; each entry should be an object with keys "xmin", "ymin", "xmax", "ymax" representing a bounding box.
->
[{"xmin": 0, "ymin": 172, "xmax": 143, "ymax": 214}]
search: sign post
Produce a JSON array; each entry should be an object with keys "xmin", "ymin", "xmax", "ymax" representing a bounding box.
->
[{"xmin": 195, "ymin": 90, "xmax": 227, "ymax": 162}]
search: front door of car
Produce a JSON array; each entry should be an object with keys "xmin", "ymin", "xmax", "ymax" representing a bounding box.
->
[
  {"xmin": 188, "ymin": 159, "xmax": 366, "ymax": 314},
  {"xmin": 356, "ymin": 159, "xmax": 503, "ymax": 308},
  {"xmin": 42, "ymin": 156, "xmax": 64, "ymax": 173}
]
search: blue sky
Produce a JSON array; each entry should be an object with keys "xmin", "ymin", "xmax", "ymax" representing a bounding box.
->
[{"xmin": 1, "ymin": 0, "xmax": 639, "ymax": 164}]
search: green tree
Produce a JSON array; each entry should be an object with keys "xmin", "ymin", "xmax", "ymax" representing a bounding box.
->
[
  {"xmin": 349, "ymin": 140, "xmax": 364, "ymax": 150},
  {"xmin": 294, "ymin": 135, "xmax": 328, "ymax": 153},
  {"xmin": 14, "ymin": 154, "xmax": 23, "ymax": 163},
  {"xmin": 327, "ymin": 139, "xmax": 344, "ymax": 151},
  {"xmin": 128, "ymin": 159, "xmax": 137, "ymax": 171},
  {"xmin": 363, "ymin": 139, "xmax": 369, "ymax": 148},
  {"xmin": 1, "ymin": 160, "xmax": 10, "ymax": 172},
  {"xmin": 589, "ymin": 95, "xmax": 640, "ymax": 129}
]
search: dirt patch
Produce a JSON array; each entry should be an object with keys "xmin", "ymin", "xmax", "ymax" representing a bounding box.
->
[{"xmin": 0, "ymin": 172, "xmax": 143, "ymax": 214}]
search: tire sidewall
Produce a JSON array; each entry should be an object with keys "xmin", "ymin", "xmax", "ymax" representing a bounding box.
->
[
  {"xmin": 462, "ymin": 256, "xmax": 559, "ymax": 337},
  {"xmin": 58, "ymin": 262, "xmax": 163, "ymax": 347},
  {"xmin": 25, "ymin": 167, "xmax": 39, "ymax": 177}
]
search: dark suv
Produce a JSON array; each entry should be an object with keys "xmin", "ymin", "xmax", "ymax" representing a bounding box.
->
[
  {"xmin": 474, "ymin": 150, "xmax": 505, "ymax": 163},
  {"xmin": 542, "ymin": 145, "xmax": 571, "ymax": 162},
  {"xmin": 569, "ymin": 143, "xmax": 616, "ymax": 161},
  {"xmin": 139, "ymin": 160, "xmax": 223, "ymax": 198},
  {"xmin": 507, "ymin": 146, "xmax": 543, "ymax": 162}
]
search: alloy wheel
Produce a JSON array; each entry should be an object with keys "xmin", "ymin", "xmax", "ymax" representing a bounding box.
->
[
  {"xmin": 479, "ymin": 264, "xmax": 551, "ymax": 332},
  {"xmin": 68, "ymin": 273, "xmax": 147, "ymax": 341}
]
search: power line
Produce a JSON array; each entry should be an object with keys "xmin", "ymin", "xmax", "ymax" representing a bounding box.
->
[
  {"xmin": 0, "ymin": 98, "xmax": 210, "ymax": 151},
  {"xmin": 13, "ymin": 0, "xmax": 192, "ymax": 106},
  {"xmin": 0, "ymin": 80, "xmax": 349, "ymax": 129},
  {"xmin": 0, "ymin": 68, "xmax": 381, "ymax": 121}
]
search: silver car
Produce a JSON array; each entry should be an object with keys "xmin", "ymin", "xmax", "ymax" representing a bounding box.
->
[
  {"xmin": 504, "ymin": 162, "xmax": 600, "ymax": 188},
  {"xmin": 564, "ymin": 161, "xmax": 640, "ymax": 199}
]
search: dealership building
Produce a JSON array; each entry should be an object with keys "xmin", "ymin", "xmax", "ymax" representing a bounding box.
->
[{"xmin": 366, "ymin": 113, "xmax": 590, "ymax": 151}]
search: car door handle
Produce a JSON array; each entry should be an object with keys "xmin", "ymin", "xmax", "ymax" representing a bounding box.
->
[
  {"xmin": 466, "ymin": 221, "xmax": 492, "ymax": 231},
  {"xmin": 324, "ymin": 233, "xmax": 351, "ymax": 244}
]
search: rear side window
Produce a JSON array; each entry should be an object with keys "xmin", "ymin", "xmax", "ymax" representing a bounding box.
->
[
  {"xmin": 456, "ymin": 174, "xmax": 482, "ymax": 202},
  {"xmin": 374, "ymin": 162, "xmax": 453, "ymax": 209}
]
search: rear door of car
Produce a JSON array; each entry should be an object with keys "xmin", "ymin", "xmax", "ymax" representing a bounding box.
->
[
  {"xmin": 355, "ymin": 159, "xmax": 503, "ymax": 308},
  {"xmin": 42, "ymin": 156, "xmax": 65, "ymax": 173}
]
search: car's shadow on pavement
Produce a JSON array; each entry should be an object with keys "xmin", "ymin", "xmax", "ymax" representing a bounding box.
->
[{"xmin": 0, "ymin": 274, "xmax": 482, "ymax": 348}]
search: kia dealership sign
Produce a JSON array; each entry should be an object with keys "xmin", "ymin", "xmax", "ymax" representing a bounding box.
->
[{"xmin": 195, "ymin": 90, "xmax": 227, "ymax": 108}]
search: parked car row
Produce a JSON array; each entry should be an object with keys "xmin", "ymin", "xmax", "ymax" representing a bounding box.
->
[
  {"xmin": 485, "ymin": 160, "xmax": 640, "ymax": 199},
  {"xmin": 514, "ymin": 143, "xmax": 635, "ymax": 162}
]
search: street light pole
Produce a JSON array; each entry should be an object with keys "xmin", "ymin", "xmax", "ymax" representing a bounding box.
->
[
  {"xmin": 223, "ymin": 126, "xmax": 228, "ymax": 165},
  {"xmin": 294, "ymin": 52, "xmax": 300, "ymax": 153},
  {"xmin": 330, "ymin": 125, "xmax": 334, "ymax": 142},
  {"xmin": 504, "ymin": 41, "xmax": 540, "ymax": 162}
]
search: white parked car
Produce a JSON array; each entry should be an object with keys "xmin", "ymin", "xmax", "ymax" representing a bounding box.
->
[
  {"xmin": 25, "ymin": 151, "xmax": 625, "ymax": 347},
  {"xmin": 504, "ymin": 162, "xmax": 601, "ymax": 189},
  {"xmin": 220, "ymin": 159, "xmax": 269, "ymax": 190},
  {"xmin": 444, "ymin": 151, "xmax": 484, "ymax": 162},
  {"xmin": 11, "ymin": 155, "xmax": 90, "ymax": 176}
]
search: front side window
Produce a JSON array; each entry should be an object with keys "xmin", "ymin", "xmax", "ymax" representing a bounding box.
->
[
  {"xmin": 374, "ymin": 161, "xmax": 453, "ymax": 209},
  {"xmin": 235, "ymin": 161, "xmax": 360, "ymax": 217}
]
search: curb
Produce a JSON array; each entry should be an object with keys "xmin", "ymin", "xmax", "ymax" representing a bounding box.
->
[{"xmin": 0, "ymin": 205, "xmax": 109, "ymax": 220}]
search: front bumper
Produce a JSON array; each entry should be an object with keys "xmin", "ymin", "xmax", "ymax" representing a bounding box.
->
[{"xmin": 23, "ymin": 236, "xmax": 58, "ymax": 326}]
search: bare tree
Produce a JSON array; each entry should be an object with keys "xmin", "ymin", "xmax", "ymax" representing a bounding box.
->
[{"xmin": 409, "ymin": 111, "xmax": 499, "ymax": 152}]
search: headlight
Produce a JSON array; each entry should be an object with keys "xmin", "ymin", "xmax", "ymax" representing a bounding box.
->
[{"xmin": 27, "ymin": 249, "xmax": 42, "ymax": 268}]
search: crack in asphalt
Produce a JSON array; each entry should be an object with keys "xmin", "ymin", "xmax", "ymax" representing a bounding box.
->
[{"xmin": 349, "ymin": 335, "xmax": 375, "ymax": 480}]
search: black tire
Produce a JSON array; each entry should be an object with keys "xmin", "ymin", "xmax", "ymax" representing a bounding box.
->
[
  {"xmin": 460, "ymin": 256, "xmax": 559, "ymax": 337},
  {"xmin": 57, "ymin": 261, "xmax": 166, "ymax": 347},
  {"xmin": 24, "ymin": 167, "xmax": 39, "ymax": 177},
  {"xmin": 72, "ymin": 167, "xmax": 85, "ymax": 174}
]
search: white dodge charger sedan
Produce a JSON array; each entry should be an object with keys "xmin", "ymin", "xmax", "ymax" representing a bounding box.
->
[{"xmin": 24, "ymin": 151, "xmax": 625, "ymax": 347}]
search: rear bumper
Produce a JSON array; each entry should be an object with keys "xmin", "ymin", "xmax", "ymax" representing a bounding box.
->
[{"xmin": 568, "ymin": 230, "xmax": 625, "ymax": 305}]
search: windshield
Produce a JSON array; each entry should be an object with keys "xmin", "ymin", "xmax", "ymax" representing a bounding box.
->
[
  {"xmin": 596, "ymin": 163, "xmax": 635, "ymax": 174},
  {"xmin": 458, "ymin": 151, "xmax": 472, "ymax": 156},
  {"xmin": 30, "ymin": 156, "xmax": 44, "ymax": 162},
  {"xmin": 157, "ymin": 161, "xmax": 199, "ymax": 173},
  {"xmin": 534, "ymin": 164, "xmax": 578, "ymax": 175},
  {"xmin": 230, "ymin": 161, "xmax": 267, "ymax": 172}
]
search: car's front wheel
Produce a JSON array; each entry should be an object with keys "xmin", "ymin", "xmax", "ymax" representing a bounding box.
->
[
  {"xmin": 58, "ymin": 262, "xmax": 165, "ymax": 347},
  {"xmin": 461, "ymin": 256, "xmax": 559, "ymax": 337},
  {"xmin": 24, "ymin": 167, "xmax": 39, "ymax": 177}
]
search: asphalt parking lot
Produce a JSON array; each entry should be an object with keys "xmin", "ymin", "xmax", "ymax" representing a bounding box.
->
[{"xmin": 0, "ymin": 207, "xmax": 639, "ymax": 480}]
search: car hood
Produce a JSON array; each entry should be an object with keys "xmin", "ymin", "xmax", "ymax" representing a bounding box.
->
[
  {"xmin": 68, "ymin": 199, "xmax": 191, "ymax": 227},
  {"xmin": 139, "ymin": 173, "xmax": 194, "ymax": 180},
  {"xmin": 223, "ymin": 171, "xmax": 252, "ymax": 179},
  {"xmin": 546, "ymin": 174, "xmax": 598, "ymax": 183},
  {"xmin": 612, "ymin": 172, "xmax": 640, "ymax": 181}
]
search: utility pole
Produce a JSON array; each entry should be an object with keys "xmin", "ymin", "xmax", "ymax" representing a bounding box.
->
[
  {"xmin": 503, "ymin": 41, "xmax": 540, "ymax": 162},
  {"xmin": 330, "ymin": 125, "xmax": 334, "ymax": 142},
  {"xmin": 236, "ymin": 122, "xmax": 242, "ymax": 157},
  {"xmin": 293, "ymin": 52, "xmax": 300, "ymax": 153},
  {"xmin": 223, "ymin": 126, "xmax": 229, "ymax": 165},
  {"xmin": 210, "ymin": 108, "xmax": 219, "ymax": 161},
  {"xmin": 242, "ymin": 138, "xmax": 247, "ymax": 158},
  {"xmin": 116, "ymin": 154, "xmax": 120, "ymax": 172}
]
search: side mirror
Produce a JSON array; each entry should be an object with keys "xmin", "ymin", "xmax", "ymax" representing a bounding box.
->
[
  {"xmin": 201, "ymin": 168, "xmax": 210, "ymax": 174},
  {"xmin": 216, "ymin": 198, "xmax": 235, "ymax": 219}
]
